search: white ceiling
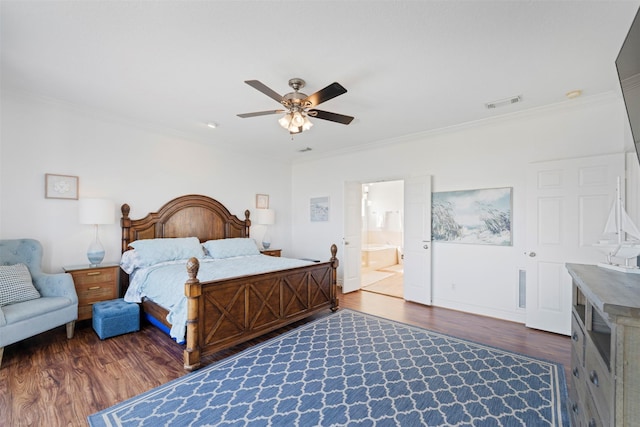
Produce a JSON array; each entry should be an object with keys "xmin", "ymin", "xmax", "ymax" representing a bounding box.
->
[{"xmin": 2, "ymin": 1, "xmax": 639, "ymax": 162}]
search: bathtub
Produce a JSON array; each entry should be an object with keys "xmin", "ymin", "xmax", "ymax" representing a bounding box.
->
[{"xmin": 361, "ymin": 244, "xmax": 399, "ymax": 272}]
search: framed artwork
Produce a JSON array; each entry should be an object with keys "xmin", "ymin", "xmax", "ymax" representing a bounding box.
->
[
  {"xmin": 256, "ymin": 194, "xmax": 269, "ymax": 209},
  {"xmin": 432, "ymin": 187, "xmax": 512, "ymax": 246},
  {"xmin": 45, "ymin": 174, "xmax": 79, "ymax": 200},
  {"xmin": 310, "ymin": 196, "xmax": 329, "ymax": 222}
]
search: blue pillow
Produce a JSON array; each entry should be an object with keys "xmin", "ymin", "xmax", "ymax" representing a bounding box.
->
[
  {"xmin": 129, "ymin": 237, "xmax": 204, "ymax": 267},
  {"xmin": 203, "ymin": 238, "xmax": 260, "ymax": 259}
]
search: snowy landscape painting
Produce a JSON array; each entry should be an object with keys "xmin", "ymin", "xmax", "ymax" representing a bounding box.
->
[
  {"xmin": 432, "ymin": 187, "xmax": 512, "ymax": 246},
  {"xmin": 310, "ymin": 196, "xmax": 329, "ymax": 222}
]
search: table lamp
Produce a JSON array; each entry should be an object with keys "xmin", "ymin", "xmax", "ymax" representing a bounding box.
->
[
  {"xmin": 79, "ymin": 198, "xmax": 114, "ymax": 266},
  {"xmin": 256, "ymin": 208, "xmax": 275, "ymax": 250}
]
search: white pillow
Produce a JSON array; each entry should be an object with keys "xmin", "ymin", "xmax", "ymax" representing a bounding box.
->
[
  {"xmin": 119, "ymin": 249, "xmax": 142, "ymax": 274},
  {"xmin": 203, "ymin": 238, "xmax": 260, "ymax": 259},
  {"xmin": 0, "ymin": 263, "xmax": 41, "ymax": 306},
  {"xmin": 129, "ymin": 237, "xmax": 204, "ymax": 268}
]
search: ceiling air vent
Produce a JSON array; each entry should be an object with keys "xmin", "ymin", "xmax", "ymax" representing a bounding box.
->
[
  {"xmin": 298, "ymin": 147, "xmax": 312, "ymax": 152},
  {"xmin": 485, "ymin": 95, "xmax": 522, "ymax": 109}
]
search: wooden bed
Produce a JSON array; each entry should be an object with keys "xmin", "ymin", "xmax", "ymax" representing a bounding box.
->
[{"xmin": 120, "ymin": 194, "xmax": 339, "ymax": 371}]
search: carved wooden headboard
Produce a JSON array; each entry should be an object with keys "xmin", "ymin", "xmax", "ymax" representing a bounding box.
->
[{"xmin": 120, "ymin": 194, "xmax": 251, "ymax": 254}]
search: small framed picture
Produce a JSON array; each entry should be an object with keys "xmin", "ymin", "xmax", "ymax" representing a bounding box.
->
[
  {"xmin": 256, "ymin": 194, "xmax": 269, "ymax": 209},
  {"xmin": 45, "ymin": 174, "xmax": 79, "ymax": 200},
  {"xmin": 310, "ymin": 196, "xmax": 329, "ymax": 222}
]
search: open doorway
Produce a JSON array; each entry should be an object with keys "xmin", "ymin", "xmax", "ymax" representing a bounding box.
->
[{"xmin": 360, "ymin": 180, "xmax": 404, "ymax": 298}]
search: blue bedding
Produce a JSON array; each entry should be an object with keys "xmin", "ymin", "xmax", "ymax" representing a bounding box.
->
[{"xmin": 124, "ymin": 254, "xmax": 313, "ymax": 341}]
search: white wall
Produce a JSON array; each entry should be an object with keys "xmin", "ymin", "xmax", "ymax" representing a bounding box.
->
[
  {"xmin": 1, "ymin": 87, "xmax": 633, "ymax": 325},
  {"xmin": 291, "ymin": 93, "xmax": 630, "ymax": 323},
  {"xmin": 0, "ymin": 89, "xmax": 292, "ymax": 271}
]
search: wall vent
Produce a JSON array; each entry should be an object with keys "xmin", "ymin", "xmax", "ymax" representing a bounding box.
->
[{"xmin": 518, "ymin": 269, "xmax": 526, "ymax": 308}]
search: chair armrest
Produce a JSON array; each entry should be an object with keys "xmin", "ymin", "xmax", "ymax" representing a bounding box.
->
[
  {"xmin": 0, "ymin": 306, "xmax": 6, "ymax": 327},
  {"xmin": 32, "ymin": 272, "xmax": 78, "ymax": 304}
]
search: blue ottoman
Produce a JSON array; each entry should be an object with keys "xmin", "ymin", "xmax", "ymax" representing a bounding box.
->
[{"xmin": 92, "ymin": 298, "xmax": 140, "ymax": 340}]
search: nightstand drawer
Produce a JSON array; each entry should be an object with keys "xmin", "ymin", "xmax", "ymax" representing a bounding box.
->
[
  {"xmin": 75, "ymin": 281, "xmax": 117, "ymax": 303},
  {"xmin": 64, "ymin": 264, "xmax": 120, "ymax": 320},
  {"xmin": 70, "ymin": 267, "xmax": 117, "ymax": 286},
  {"xmin": 261, "ymin": 249, "xmax": 281, "ymax": 257}
]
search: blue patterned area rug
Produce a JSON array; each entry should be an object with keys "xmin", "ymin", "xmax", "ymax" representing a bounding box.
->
[{"xmin": 88, "ymin": 309, "xmax": 569, "ymax": 426}]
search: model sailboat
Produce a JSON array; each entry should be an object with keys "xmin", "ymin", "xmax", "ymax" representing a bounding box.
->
[{"xmin": 593, "ymin": 177, "xmax": 640, "ymax": 273}]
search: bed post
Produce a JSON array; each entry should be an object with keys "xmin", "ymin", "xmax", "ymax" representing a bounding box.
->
[
  {"xmin": 244, "ymin": 210, "xmax": 251, "ymax": 237},
  {"xmin": 120, "ymin": 204, "xmax": 131, "ymax": 298},
  {"xmin": 330, "ymin": 244, "xmax": 339, "ymax": 310},
  {"xmin": 183, "ymin": 257, "xmax": 202, "ymax": 372},
  {"xmin": 121, "ymin": 204, "xmax": 131, "ymax": 253}
]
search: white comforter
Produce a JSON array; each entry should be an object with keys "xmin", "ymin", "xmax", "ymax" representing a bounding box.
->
[{"xmin": 124, "ymin": 254, "xmax": 313, "ymax": 341}]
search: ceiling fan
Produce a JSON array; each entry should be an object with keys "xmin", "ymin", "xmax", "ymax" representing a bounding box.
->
[{"xmin": 237, "ymin": 78, "xmax": 354, "ymax": 134}]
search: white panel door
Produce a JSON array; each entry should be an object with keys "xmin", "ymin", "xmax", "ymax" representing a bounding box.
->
[
  {"xmin": 526, "ymin": 154, "xmax": 624, "ymax": 335},
  {"xmin": 342, "ymin": 181, "xmax": 362, "ymax": 293},
  {"xmin": 403, "ymin": 175, "xmax": 432, "ymax": 305}
]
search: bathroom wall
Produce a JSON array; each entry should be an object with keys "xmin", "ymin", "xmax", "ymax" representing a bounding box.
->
[{"xmin": 362, "ymin": 180, "xmax": 403, "ymax": 248}]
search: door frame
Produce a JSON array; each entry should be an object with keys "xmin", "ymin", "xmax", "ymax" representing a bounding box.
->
[{"xmin": 342, "ymin": 175, "xmax": 432, "ymax": 304}]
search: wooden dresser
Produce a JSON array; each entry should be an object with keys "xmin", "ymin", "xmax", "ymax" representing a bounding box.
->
[
  {"xmin": 64, "ymin": 263, "xmax": 119, "ymax": 320},
  {"xmin": 566, "ymin": 263, "xmax": 640, "ymax": 426}
]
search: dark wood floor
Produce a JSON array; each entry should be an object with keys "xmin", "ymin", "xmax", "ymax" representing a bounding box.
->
[{"xmin": 1, "ymin": 289, "xmax": 570, "ymax": 426}]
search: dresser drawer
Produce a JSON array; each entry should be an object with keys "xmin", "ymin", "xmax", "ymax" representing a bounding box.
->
[
  {"xmin": 568, "ymin": 380, "xmax": 586, "ymax": 426},
  {"xmin": 570, "ymin": 349, "xmax": 586, "ymax": 398},
  {"xmin": 585, "ymin": 339, "xmax": 613, "ymax": 425},
  {"xmin": 571, "ymin": 313, "xmax": 585, "ymax": 365},
  {"xmin": 583, "ymin": 388, "xmax": 604, "ymax": 427}
]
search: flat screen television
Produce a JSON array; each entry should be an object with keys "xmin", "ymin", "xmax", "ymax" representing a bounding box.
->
[{"xmin": 616, "ymin": 6, "xmax": 640, "ymax": 164}]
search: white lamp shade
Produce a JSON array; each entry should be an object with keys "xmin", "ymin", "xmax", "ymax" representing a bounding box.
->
[
  {"xmin": 79, "ymin": 198, "xmax": 115, "ymax": 225},
  {"xmin": 256, "ymin": 208, "xmax": 275, "ymax": 225}
]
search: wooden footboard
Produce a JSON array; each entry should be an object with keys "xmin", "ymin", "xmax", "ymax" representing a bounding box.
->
[{"xmin": 183, "ymin": 244, "xmax": 339, "ymax": 371}]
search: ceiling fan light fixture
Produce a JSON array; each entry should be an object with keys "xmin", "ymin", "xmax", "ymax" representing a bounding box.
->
[
  {"xmin": 291, "ymin": 112, "xmax": 305, "ymax": 127},
  {"xmin": 302, "ymin": 116, "xmax": 313, "ymax": 131},
  {"xmin": 239, "ymin": 78, "xmax": 354, "ymax": 135},
  {"xmin": 278, "ymin": 113, "xmax": 293, "ymax": 129}
]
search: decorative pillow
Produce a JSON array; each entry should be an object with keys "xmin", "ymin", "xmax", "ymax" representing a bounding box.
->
[
  {"xmin": 203, "ymin": 238, "xmax": 260, "ymax": 259},
  {"xmin": 0, "ymin": 263, "xmax": 41, "ymax": 307},
  {"xmin": 129, "ymin": 237, "xmax": 204, "ymax": 268},
  {"xmin": 119, "ymin": 249, "xmax": 142, "ymax": 274}
]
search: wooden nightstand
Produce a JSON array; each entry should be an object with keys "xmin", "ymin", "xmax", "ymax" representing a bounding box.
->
[
  {"xmin": 64, "ymin": 263, "xmax": 119, "ymax": 320},
  {"xmin": 260, "ymin": 249, "xmax": 281, "ymax": 257}
]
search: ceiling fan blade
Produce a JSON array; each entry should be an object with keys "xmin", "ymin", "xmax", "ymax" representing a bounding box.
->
[
  {"xmin": 309, "ymin": 109, "xmax": 354, "ymax": 125},
  {"xmin": 244, "ymin": 80, "xmax": 284, "ymax": 103},
  {"xmin": 304, "ymin": 82, "xmax": 347, "ymax": 107},
  {"xmin": 237, "ymin": 110, "xmax": 285, "ymax": 118}
]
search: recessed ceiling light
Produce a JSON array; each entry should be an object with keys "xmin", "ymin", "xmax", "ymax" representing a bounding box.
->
[
  {"xmin": 207, "ymin": 122, "xmax": 218, "ymax": 129},
  {"xmin": 565, "ymin": 90, "xmax": 582, "ymax": 99}
]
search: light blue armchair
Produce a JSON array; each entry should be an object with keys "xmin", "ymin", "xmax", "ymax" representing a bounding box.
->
[{"xmin": 0, "ymin": 239, "xmax": 78, "ymax": 368}]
